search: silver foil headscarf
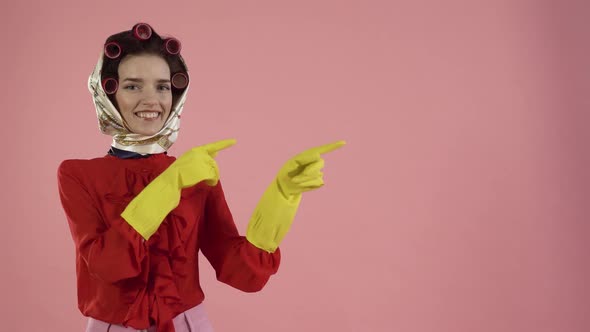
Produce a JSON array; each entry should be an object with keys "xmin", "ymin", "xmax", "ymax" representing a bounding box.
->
[{"xmin": 87, "ymin": 52, "xmax": 190, "ymax": 154}]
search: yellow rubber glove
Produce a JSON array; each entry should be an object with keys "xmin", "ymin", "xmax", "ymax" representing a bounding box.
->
[
  {"xmin": 246, "ymin": 140, "xmax": 345, "ymax": 252},
  {"xmin": 122, "ymin": 139, "xmax": 236, "ymax": 240}
]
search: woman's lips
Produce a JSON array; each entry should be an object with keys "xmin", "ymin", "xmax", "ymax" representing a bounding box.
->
[{"xmin": 134, "ymin": 111, "xmax": 160, "ymax": 119}]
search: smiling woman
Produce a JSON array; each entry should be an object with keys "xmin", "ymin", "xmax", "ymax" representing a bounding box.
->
[
  {"xmin": 57, "ymin": 22, "xmax": 344, "ymax": 332},
  {"xmin": 94, "ymin": 23, "xmax": 189, "ymax": 152},
  {"xmin": 115, "ymin": 54, "xmax": 173, "ymax": 136}
]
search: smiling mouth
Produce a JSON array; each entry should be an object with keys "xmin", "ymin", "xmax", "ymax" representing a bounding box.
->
[{"xmin": 134, "ymin": 111, "xmax": 161, "ymax": 119}]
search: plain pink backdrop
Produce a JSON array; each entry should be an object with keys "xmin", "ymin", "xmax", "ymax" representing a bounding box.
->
[{"xmin": 1, "ymin": 0, "xmax": 589, "ymax": 331}]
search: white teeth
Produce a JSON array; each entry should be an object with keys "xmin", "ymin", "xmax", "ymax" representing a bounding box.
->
[{"xmin": 135, "ymin": 112, "xmax": 159, "ymax": 119}]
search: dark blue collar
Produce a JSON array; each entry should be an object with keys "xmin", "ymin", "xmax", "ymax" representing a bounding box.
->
[{"xmin": 108, "ymin": 147, "xmax": 152, "ymax": 159}]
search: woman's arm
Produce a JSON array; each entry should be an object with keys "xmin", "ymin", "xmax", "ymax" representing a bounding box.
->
[
  {"xmin": 58, "ymin": 160, "xmax": 147, "ymax": 283},
  {"xmin": 199, "ymin": 180, "xmax": 280, "ymax": 292},
  {"xmin": 199, "ymin": 141, "xmax": 344, "ymax": 291}
]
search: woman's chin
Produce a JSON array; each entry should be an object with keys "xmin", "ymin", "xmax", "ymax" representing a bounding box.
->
[{"xmin": 129, "ymin": 125, "xmax": 162, "ymax": 136}]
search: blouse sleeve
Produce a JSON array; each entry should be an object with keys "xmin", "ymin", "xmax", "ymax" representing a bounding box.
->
[
  {"xmin": 57, "ymin": 161, "xmax": 147, "ymax": 283},
  {"xmin": 199, "ymin": 180, "xmax": 281, "ymax": 292}
]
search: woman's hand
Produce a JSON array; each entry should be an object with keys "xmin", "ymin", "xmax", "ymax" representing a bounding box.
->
[
  {"xmin": 173, "ymin": 138, "xmax": 236, "ymax": 188},
  {"xmin": 276, "ymin": 140, "xmax": 346, "ymax": 198},
  {"xmin": 245, "ymin": 140, "xmax": 346, "ymax": 252},
  {"xmin": 121, "ymin": 139, "xmax": 236, "ymax": 240}
]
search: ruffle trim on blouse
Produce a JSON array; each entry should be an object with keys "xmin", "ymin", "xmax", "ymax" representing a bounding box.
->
[{"xmin": 105, "ymin": 165, "xmax": 195, "ymax": 332}]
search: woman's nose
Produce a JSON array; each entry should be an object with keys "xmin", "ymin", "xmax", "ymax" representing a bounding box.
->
[
  {"xmin": 140, "ymin": 98, "xmax": 159, "ymax": 108},
  {"xmin": 140, "ymin": 92, "xmax": 159, "ymax": 106}
]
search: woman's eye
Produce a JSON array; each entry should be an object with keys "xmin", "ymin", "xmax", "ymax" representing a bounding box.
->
[
  {"xmin": 124, "ymin": 85, "xmax": 139, "ymax": 90},
  {"xmin": 159, "ymin": 85, "xmax": 171, "ymax": 91}
]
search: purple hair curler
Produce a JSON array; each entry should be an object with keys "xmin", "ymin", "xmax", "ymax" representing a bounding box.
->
[
  {"xmin": 163, "ymin": 38, "xmax": 182, "ymax": 55},
  {"xmin": 133, "ymin": 23, "xmax": 152, "ymax": 40},
  {"xmin": 104, "ymin": 42, "xmax": 122, "ymax": 59},
  {"xmin": 102, "ymin": 78, "xmax": 119, "ymax": 94},
  {"xmin": 171, "ymin": 72, "xmax": 188, "ymax": 89}
]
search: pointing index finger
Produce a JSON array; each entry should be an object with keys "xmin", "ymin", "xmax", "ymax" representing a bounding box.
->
[
  {"xmin": 309, "ymin": 140, "xmax": 346, "ymax": 155},
  {"xmin": 205, "ymin": 138, "xmax": 237, "ymax": 156}
]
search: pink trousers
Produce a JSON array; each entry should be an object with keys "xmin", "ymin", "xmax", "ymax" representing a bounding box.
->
[{"xmin": 85, "ymin": 304, "xmax": 214, "ymax": 332}]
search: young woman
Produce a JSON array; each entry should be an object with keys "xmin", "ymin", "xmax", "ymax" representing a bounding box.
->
[{"xmin": 58, "ymin": 23, "xmax": 344, "ymax": 332}]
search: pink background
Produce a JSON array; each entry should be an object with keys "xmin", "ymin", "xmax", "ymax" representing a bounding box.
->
[{"xmin": 2, "ymin": 0, "xmax": 589, "ymax": 331}]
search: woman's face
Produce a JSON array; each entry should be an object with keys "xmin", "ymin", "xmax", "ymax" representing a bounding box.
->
[{"xmin": 115, "ymin": 54, "xmax": 172, "ymax": 136}]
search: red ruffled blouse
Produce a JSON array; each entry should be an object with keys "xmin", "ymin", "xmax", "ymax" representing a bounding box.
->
[{"xmin": 57, "ymin": 153, "xmax": 280, "ymax": 332}]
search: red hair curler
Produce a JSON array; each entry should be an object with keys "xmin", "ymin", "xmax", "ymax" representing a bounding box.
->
[
  {"xmin": 133, "ymin": 23, "xmax": 152, "ymax": 40},
  {"xmin": 164, "ymin": 38, "xmax": 182, "ymax": 55},
  {"xmin": 104, "ymin": 42, "xmax": 122, "ymax": 59},
  {"xmin": 102, "ymin": 78, "xmax": 119, "ymax": 94},
  {"xmin": 171, "ymin": 72, "xmax": 188, "ymax": 89}
]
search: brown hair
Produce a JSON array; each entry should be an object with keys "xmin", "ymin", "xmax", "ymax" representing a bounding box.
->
[{"xmin": 100, "ymin": 23, "xmax": 188, "ymax": 109}]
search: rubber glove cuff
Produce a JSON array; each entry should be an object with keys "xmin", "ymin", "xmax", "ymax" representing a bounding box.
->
[
  {"xmin": 121, "ymin": 174, "xmax": 181, "ymax": 241},
  {"xmin": 246, "ymin": 178, "xmax": 302, "ymax": 253}
]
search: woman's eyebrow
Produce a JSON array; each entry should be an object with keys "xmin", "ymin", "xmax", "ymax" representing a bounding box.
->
[{"xmin": 122, "ymin": 78, "xmax": 143, "ymax": 83}]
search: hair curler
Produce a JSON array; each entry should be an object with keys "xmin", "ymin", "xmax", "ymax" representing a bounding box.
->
[
  {"xmin": 102, "ymin": 78, "xmax": 119, "ymax": 94},
  {"xmin": 171, "ymin": 72, "xmax": 189, "ymax": 89},
  {"xmin": 133, "ymin": 23, "xmax": 153, "ymax": 40},
  {"xmin": 104, "ymin": 41, "xmax": 122, "ymax": 59},
  {"xmin": 163, "ymin": 38, "xmax": 182, "ymax": 55}
]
